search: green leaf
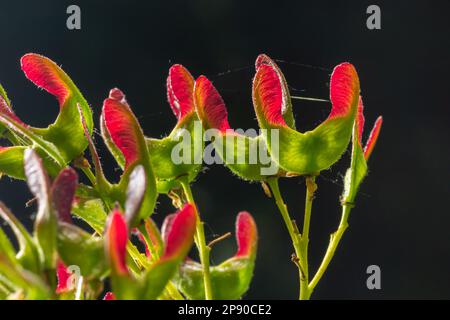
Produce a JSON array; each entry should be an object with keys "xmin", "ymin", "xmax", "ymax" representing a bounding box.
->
[
  {"xmin": 264, "ymin": 116, "xmax": 355, "ymax": 175},
  {"xmin": 146, "ymin": 113, "xmax": 203, "ymax": 192},
  {"xmin": 57, "ymin": 222, "xmax": 107, "ymax": 279},
  {"xmin": 0, "ymin": 254, "xmax": 50, "ymax": 299},
  {"xmin": 176, "ymin": 257, "xmax": 256, "ymax": 300},
  {"xmin": 0, "ymin": 146, "xmax": 26, "ymax": 179},
  {"xmin": 0, "ymin": 112, "xmax": 66, "ymax": 167},
  {"xmin": 0, "ymin": 202, "xmax": 40, "ymax": 273},
  {"xmin": 141, "ymin": 258, "xmax": 178, "ymax": 299},
  {"xmin": 211, "ymin": 133, "xmax": 279, "ymax": 181},
  {"xmin": 0, "ymin": 146, "xmax": 64, "ymax": 180},
  {"xmin": 342, "ymin": 124, "xmax": 368, "ymax": 204},
  {"xmin": 71, "ymin": 198, "xmax": 108, "ymax": 234},
  {"xmin": 0, "ymin": 84, "xmax": 11, "ymax": 106},
  {"xmin": 0, "ymin": 83, "xmax": 12, "ymax": 136},
  {"xmin": 0, "ymin": 226, "xmax": 17, "ymax": 264}
]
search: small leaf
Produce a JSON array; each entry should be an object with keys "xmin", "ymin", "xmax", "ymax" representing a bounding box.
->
[
  {"xmin": 363, "ymin": 116, "xmax": 383, "ymax": 160},
  {"xmin": 21, "ymin": 53, "xmax": 93, "ymax": 162}
]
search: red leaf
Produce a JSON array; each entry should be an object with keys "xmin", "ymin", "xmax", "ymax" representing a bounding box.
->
[
  {"xmin": 102, "ymin": 88, "xmax": 144, "ymax": 168},
  {"xmin": 0, "ymin": 95, "xmax": 24, "ymax": 125},
  {"xmin": 356, "ymin": 96, "xmax": 365, "ymax": 144},
  {"xmin": 194, "ymin": 76, "xmax": 231, "ymax": 133},
  {"xmin": 328, "ymin": 63, "xmax": 360, "ymax": 120},
  {"xmin": 162, "ymin": 204, "xmax": 196, "ymax": 261},
  {"xmin": 355, "ymin": 97, "xmax": 382, "ymax": 160},
  {"xmin": 235, "ymin": 211, "xmax": 258, "ymax": 257},
  {"xmin": 167, "ymin": 64, "xmax": 195, "ymax": 121},
  {"xmin": 105, "ymin": 208, "xmax": 129, "ymax": 276},
  {"xmin": 252, "ymin": 64, "xmax": 287, "ymax": 127},
  {"xmin": 161, "ymin": 213, "xmax": 176, "ymax": 245},
  {"xmin": 364, "ymin": 116, "xmax": 383, "ymax": 160},
  {"xmin": 56, "ymin": 260, "xmax": 71, "ymax": 294},
  {"xmin": 21, "ymin": 53, "xmax": 71, "ymax": 107},
  {"xmin": 51, "ymin": 167, "xmax": 78, "ymax": 223},
  {"xmin": 103, "ymin": 292, "xmax": 116, "ymax": 300}
]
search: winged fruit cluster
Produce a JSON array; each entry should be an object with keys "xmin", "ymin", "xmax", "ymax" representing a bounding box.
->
[{"xmin": 0, "ymin": 53, "xmax": 381, "ymax": 300}]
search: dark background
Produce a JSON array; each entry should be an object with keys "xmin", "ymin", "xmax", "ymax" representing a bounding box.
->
[{"xmin": 0, "ymin": 0, "xmax": 449, "ymax": 299}]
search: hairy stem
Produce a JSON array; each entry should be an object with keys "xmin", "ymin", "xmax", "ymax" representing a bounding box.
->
[
  {"xmin": 268, "ymin": 177, "xmax": 317, "ymax": 300},
  {"xmin": 299, "ymin": 176, "xmax": 317, "ymax": 300},
  {"xmin": 179, "ymin": 178, "xmax": 213, "ymax": 300},
  {"xmin": 309, "ymin": 202, "xmax": 351, "ymax": 291},
  {"xmin": 267, "ymin": 178, "xmax": 303, "ymax": 299}
]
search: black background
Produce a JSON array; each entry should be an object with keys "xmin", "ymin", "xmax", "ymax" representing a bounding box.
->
[{"xmin": 0, "ymin": 0, "xmax": 449, "ymax": 299}]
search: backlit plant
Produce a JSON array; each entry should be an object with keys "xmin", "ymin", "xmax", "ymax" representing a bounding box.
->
[{"xmin": 0, "ymin": 53, "xmax": 381, "ymax": 300}]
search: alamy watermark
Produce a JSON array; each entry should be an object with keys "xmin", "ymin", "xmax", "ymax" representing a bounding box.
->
[
  {"xmin": 366, "ymin": 5, "xmax": 381, "ymax": 30},
  {"xmin": 366, "ymin": 264, "xmax": 381, "ymax": 290},
  {"xmin": 66, "ymin": 5, "xmax": 81, "ymax": 30},
  {"xmin": 170, "ymin": 120, "xmax": 279, "ymax": 176}
]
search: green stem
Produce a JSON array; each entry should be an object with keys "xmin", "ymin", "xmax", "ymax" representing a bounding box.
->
[
  {"xmin": 268, "ymin": 177, "xmax": 317, "ymax": 300},
  {"xmin": 267, "ymin": 178, "xmax": 304, "ymax": 299},
  {"xmin": 80, "ymin": 166, "xmax": 97, "ymax": 186},
  {"xmin": 179, "ymin": 178, "xmax": 213, "ymax": 300},
  {"xmin": 136, "ymin": 223, "xmax": 184, "ymax": 300},
  {"xmin": 298, "ymin": 176, "xmax": 316, "ymax": 300},
  {"xmin": 309, "ymin": 202, "xmax": 351, "ymax": 291}
]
